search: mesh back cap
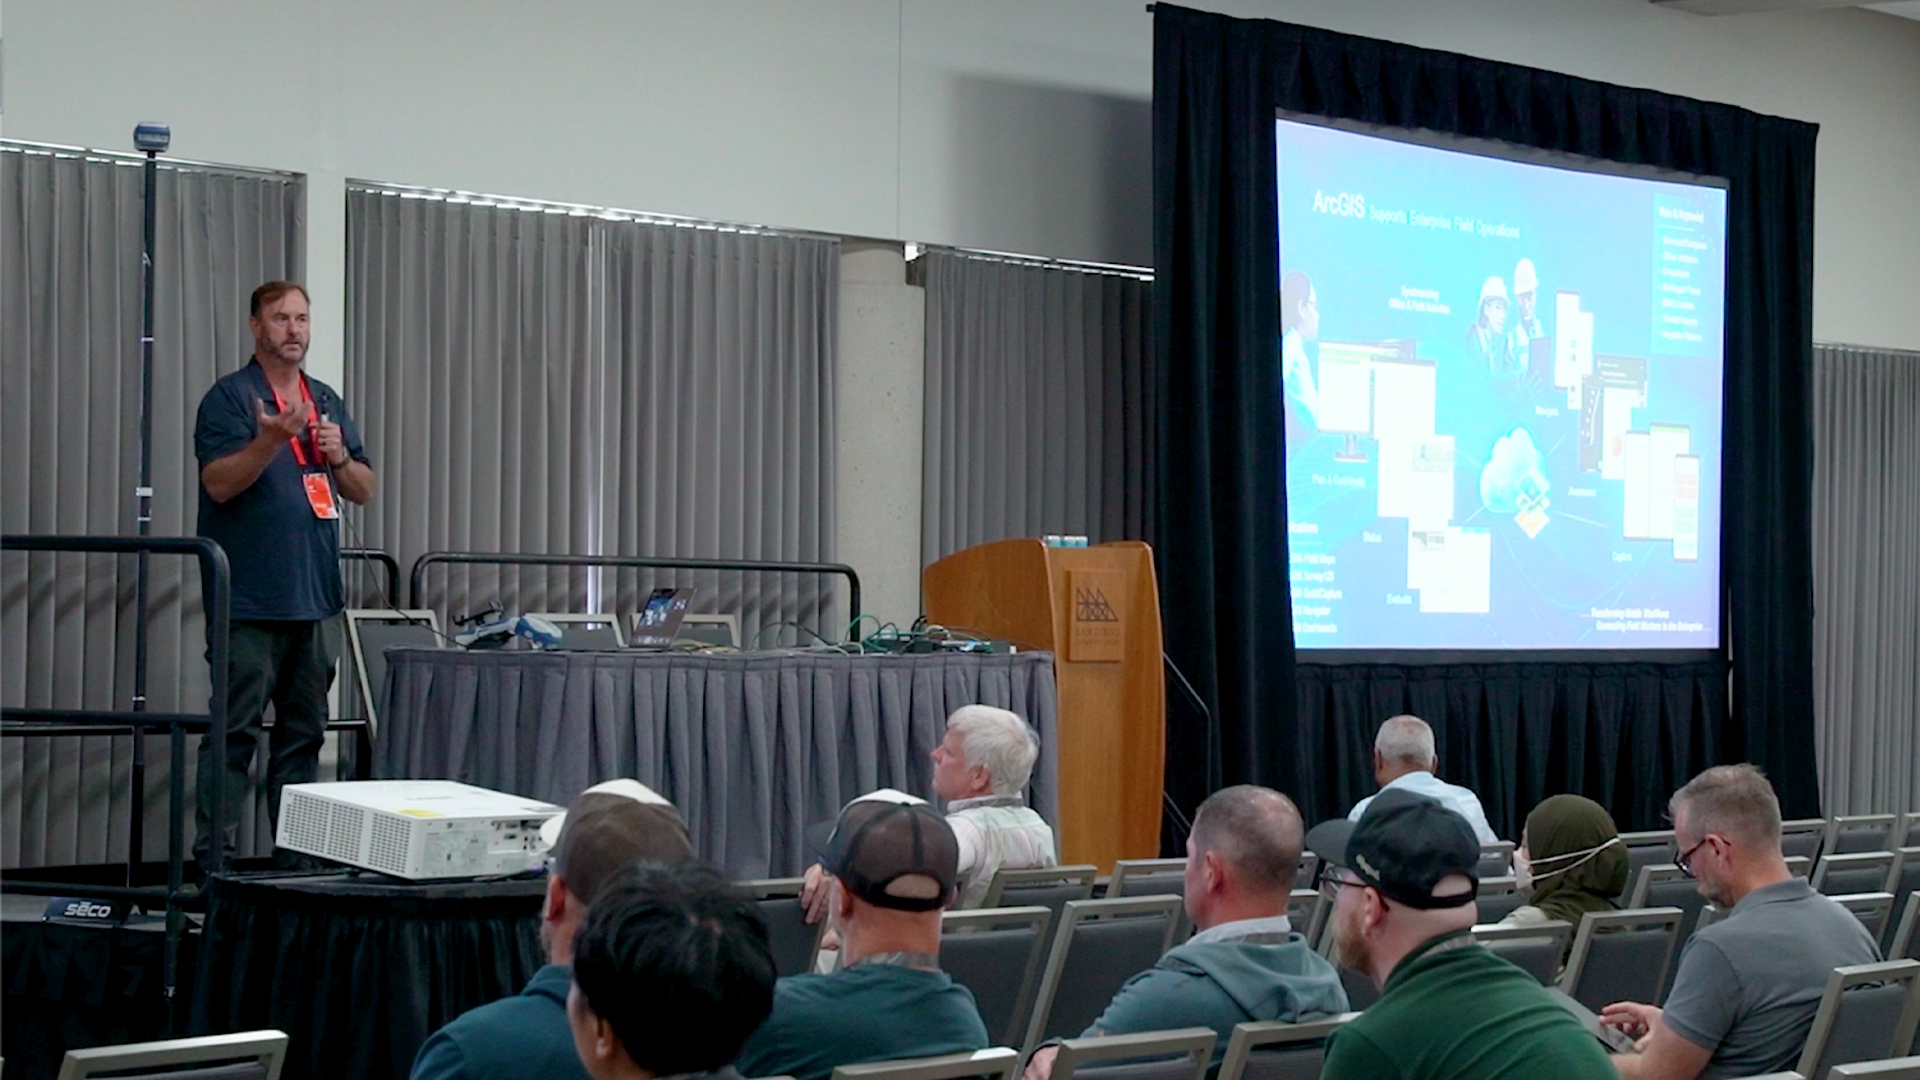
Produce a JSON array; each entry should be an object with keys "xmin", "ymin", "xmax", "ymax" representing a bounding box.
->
[{"xmin": 822, "ymin": 789, "xmax": 959, "ymax": 911}]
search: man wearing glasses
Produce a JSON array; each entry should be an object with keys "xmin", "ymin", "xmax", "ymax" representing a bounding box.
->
[
  {"xmin": 1600, "ymin": 764, "xmax": 1879, "ymax": 1080},
  {"xmin": 1309, "ymin": 788, "xmax": 1617, "ymax": 1080}
]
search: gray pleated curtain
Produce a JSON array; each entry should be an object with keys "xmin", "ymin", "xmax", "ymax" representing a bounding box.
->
[
  {"xmin": 1812, "ymin": 344, "xmax": 1920, "ymax": 815},
  {"xmin": 345, "ymin": 187, "xmax": 838, "ymax": 647},
  {"xmin": 1, "ymin": 142, "xmax": 305, "ymax": 867},
  {"xmin": 916, "ymin": 249, "xmax": 1152, "ymax": 566}
]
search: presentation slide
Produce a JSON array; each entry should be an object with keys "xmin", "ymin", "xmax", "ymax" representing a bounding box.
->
[{"xmin": 1277, "ymin": 116, "xmax": 1725, "ymax": 650}]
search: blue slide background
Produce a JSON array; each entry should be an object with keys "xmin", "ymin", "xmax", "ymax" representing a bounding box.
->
[{"xmin": 1279, "ymin": 118, "xmax": 1725, "ymax": 650}]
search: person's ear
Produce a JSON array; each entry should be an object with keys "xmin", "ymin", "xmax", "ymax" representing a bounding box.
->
[
  {"xmin": 1203, "ymin": 850, "xmax": 1229, "ymax": 895},
  {"xmin": 1362, "ymin": 887, "xmax": 1389, "ymax": 934},
  {"xmin": 585, "ymin": 1010, "xmax": 619, "ymax": 1067},
  {"xmin": 543, "ymin": 874, "xmax": 568, "ymax": 923},
  {"xmin": 833, "ymin": 876, "xmax": 854, "ymax": 920}
]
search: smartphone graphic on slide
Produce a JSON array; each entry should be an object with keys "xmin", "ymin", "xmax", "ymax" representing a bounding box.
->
[{"xmin": 1673, "ymin": 454, "xmax": 1700, "ymax": 562}]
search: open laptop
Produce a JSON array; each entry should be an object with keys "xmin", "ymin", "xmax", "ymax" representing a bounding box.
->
[{"xmin": 628, "ymin": 587, "xmax": 694, "ymax": 649}]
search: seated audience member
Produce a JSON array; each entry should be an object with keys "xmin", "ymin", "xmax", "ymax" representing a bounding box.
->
[
  {"xmin": 411, "ymin": 780, "xmax": 695, "ymax": 1080},
  {"xmin": 1312, "ymin": 790, "xmax": 1619, "ymax": 1080},
  {"xmin": 1023, "ymin": 786, "xmax": 1347, "ymax": 1080},
  {"xmin": 735, "ymin": 792, "xmax": 989, "ymax": 1080},
  {"xmin": 804, "ymin": 704, "xmax": 1055, "ymax": 919},
  {"xmin": 1501, "ymin": 794, "xmax": 1628, "ymax": 964},
  {"xmin": 567, "ymin": 860, "xmax": 775, "ymax": 1080},
  {"xmin": 1601, "ymin": 764, "xmax": 1880, "ymax": 1080},
  {"xmin": 1348, "ymin": 715, "xmax": 1499, "ymax": 845}
]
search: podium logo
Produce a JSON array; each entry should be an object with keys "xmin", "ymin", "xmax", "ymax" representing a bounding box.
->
[{"xmin": 1075, "ymin": 587, "xmax": 1119, "ymax": 623}]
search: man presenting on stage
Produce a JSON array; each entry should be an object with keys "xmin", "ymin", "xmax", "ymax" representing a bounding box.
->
[{"xmin": 192, "ymin": 281, "xmax": 375, "ymax": 874}]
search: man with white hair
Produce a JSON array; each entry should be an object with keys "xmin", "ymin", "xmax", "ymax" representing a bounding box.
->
[
  {"xmin": 803, "ymin": 705, "xmax": 1056, "ymax": 919},
  {"xmin": 1348, "ymin": 715, "xmax": 1498, "ymax": 845},
  {"xmin": 411, "ymin": 779, "xmax": 696, "ymax": 1080}
]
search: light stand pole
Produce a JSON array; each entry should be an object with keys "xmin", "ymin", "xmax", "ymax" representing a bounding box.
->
[{"xmin": 129, "ymin": 121, "xmax": 170, "ymax": 887}]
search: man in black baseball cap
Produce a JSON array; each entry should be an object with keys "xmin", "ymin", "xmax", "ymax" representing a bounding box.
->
[
  {"xmin": 1307, "ymin": 788, "xmax": 1617, "ymax": 1080},
  {"xmin": 734, "ymin": 791, "xmax": 987, "ymax": 1080}
]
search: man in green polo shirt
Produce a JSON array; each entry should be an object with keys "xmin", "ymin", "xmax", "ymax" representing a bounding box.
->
[{"xmin": 1307, "ymin": 789, "xmax": 1617, "ymax": 1080}]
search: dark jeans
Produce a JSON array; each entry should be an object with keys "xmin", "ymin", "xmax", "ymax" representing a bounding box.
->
[{"xmin": 194, "ymin": 617, "xmax": 339, "ymax": 870}]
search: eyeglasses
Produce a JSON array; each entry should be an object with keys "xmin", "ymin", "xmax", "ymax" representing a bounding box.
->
[
  {"xmin": 1675, "ymin": 836, "xmax": 1712, "ymax": 878},
  {"xmin": 1318, "ymin": 869, "xmax": 1367, "ymax": 901}
]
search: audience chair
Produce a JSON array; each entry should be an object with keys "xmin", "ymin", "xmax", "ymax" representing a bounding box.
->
[
  {"xmin": 1471, "ymin": 921, "xmax": 1573, "ymax": 986},
  {"xmin": 1817, "ymin": 854, "xmax": 1901, "ymax": 897},
  {"xmin": 737, "ymin": 877, "xmax": 823, "ymax": 978},
  {"xmin": 1296, "ymin": 852, "xmax": 1319, "ymax": 888},
  {"xmin": 985, "ymin": 865, "xmax": 1099, "ymax": 922},
  {"xmin": 1904, "ymin": 813, "xmax": 1920, "ymax": 849},
  {"xmin": 1828, "ymin": 815, "xmax": 1901, "ymax": 856},
  {"xmin": 1697, "ymin": 904, "xmax": 1729, "ymax": 932},
  {"xmin": 1477, "ymin": 841, "xmax": 1515, "ymax": 879},
  {"xmin": 1022, "ymin": 895, "xmax": 1184, "ymax": 1051},
  {"xmin": 830, "ymin": 1048, "xmax": 1020, "ymax": 1080},
  {"xmin": 1889, "ymin": 892, "xmax": 1920, "ymax": 962},
  {"xmin": 1216, "ymin": 1014, "xmax": 1359, "ymax": 1080},
  {"xmin": 1629, "ymin": 863, "xmax": 1714, "ymax": 996},
  {"xmin": 1048, "ymin": 1028, "xmax": 1217, "ymax": 1080},
  {"xmin": 1620, "ymin": 832, "xmax": 1678, "ymax": 903},
  {"xmin": 1109, "ymin": 859, "xmax": 1193, "ymax": 939},
  {"xmin": 1886, "ymin": 851, "xmax": 1920, "ymax": 940},
  {"xmin": 1475, "ymin": 875, "xmax": 1528, "ymax": 924},
  {"xmin": 1832, "ymin": 894, "xmax": 1901, "ymax": 943},
  {"xmin": 1287, "ymin": 889, "xmax": 1325, "ymax": 952},
  {"xmin": 1559, "ymin": 907, "xmax": 1683, "ymax": 1013},
  {"xmin": 939, "ymin": 906, "xmax": 1053, "ymax": 1047},
  {"xmin": 527, "ymin": 612, "xmax": 626, "ymax": 649},
  {"xmin": 57, "ymin": 1031, "xmax": 288, "ymax": 1080},
  {"xmin": 1794, "ymin": 959, "xmax": 1920, "ymax": 1080},
  {"xmin": 1830, "ymin": 1056, "xmax": 1920, "ymax": 1079},
  {"xmin": 1782, "ymin": 818, "xmax": 1831, "ymax": 862},
  {"xmin": 1788, "ymin": 855, "xmax": 1816, "ymax": 878}
]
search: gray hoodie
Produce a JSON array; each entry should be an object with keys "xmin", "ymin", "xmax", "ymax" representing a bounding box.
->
[{"xmin": 1083, "ymin": 933, "xmax": 1350, "ymax": 1061}]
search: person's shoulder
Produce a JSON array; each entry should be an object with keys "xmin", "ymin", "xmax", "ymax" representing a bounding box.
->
[{"xmin": 1321, "ymin": 1018, "xmax": 1399, "ymax": 1080}]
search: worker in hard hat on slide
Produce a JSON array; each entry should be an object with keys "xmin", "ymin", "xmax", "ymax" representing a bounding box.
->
[{"xmin": 1469, "ymin": 274, "xmax": 1520, "ymax": 383}]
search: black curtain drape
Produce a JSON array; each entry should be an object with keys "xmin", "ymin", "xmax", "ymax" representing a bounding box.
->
[{"xmin": 1150, "ymin": 5, "xmax": 1820, "ymax": 835}]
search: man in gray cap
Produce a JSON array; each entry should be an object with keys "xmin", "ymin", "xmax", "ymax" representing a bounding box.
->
[
  {"xmin": 411, "ymin": 780, "xmax": 696, "ymax": 1080},
  {"xmin": 734, "ymin": 791, "xmax": 988, "ymax": 1080},
  {"xmin": 1309, "ymin": 788, "xmax": 1616, "ymax": 1080}
]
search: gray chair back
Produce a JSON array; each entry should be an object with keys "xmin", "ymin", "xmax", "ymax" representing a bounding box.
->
[
  {"xmin": 1787, "ymin": 855, "xmax": 1816, "ymax": 878},
  {"xmin": 985, "ymin": 865, "xmax": 1098, "ymax": 922},
  {"xmin": 1477, "ymin": 842, "xmax": 1515, "ymax": 879},
  {"xmin": 1023, "ymin": 895, "xmax": 1182, "ymax": 1050},
  {"xmin": 1217, "ymin": 1014, "xmax": 1359, "ymax": 1080},
  {"xmin": 1833, "ymin": 893, "xmax": 1900, "ymax": 943},
  {"xmin": 1471, "ymin": 921, "xmax": 1573, "ymax": 986},
  {"xmin": 1817, "ymin": 853, "xmax": 1900, "ymax": 897},
  {"xmin": 1828, "ymin": 815, "xmax": 1900, "ymax": 855},
  {"xmin": 1782, "ymin": 818, "xmax": 1830, "ymax": 862},
  {"xmin": 529, "ymin": 612, "xmax": 627, "ymax": 649},
  {"xmin": 1795, "ymin": 959, "xmax": 1920, "ymax": 1080},
  {"xmin": 1108, "ymin": 859, "xmax": 1193, "ymax": 940},
  {"xmin": 938, "ymin": 906, "xmax": 1053, "ymax": 1047},
  {"xmin": 1337, "ymin": 966, "xmax": 1379, "ymax": 1011},
  {"xmin": 58, "ymin": 1031, "xmax": 289, "ymax": 1080},
  {"xmin": 1622, "ymin": 841, "xmax": 1678, "ymax": 903},
  {"xmin": 1559, "ymin": 907, "xmax": 1682, "ymax": 1013},
  {"xmin": 830, "ymin": 1048, "xmax": 1021, "ymax": 1080},
  {"xmin": 1830, "ymin": 1055, "xmax": 1920, "ymax": 1079},
  {"xmin": 1288, "ymin": 888, "xmax": 1324, "ymax": 952},
  {"xmin": 1906, "ymin": 814, "xmax": 1920, "ymax": 850},
  {"xmin": 1888, "ymin": 851, "xmax": 1920, "ymax": 948},
  {"xmin": 1050, "ymin": 1028, "xmax": 1216, "ymax": 1080},
  {"xmin": 737, "ymin": 877, "xmax": 822, "ymax": 978},
  {"xmin": 1475, "ymin": 886, "xmax": 1529, "ymax": 925},
  {"xmin": 1629, "ymin": 864, "xmax": 1711, "ymax": 998},
  {"xmin": 1893, "ymin": 892, "xmax": 1920, "ymax": 962}
]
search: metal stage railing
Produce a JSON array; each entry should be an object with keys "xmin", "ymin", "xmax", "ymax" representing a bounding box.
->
[
  {"xmin": 1, "ymin": 533, "xmax": 232, "ymax": 1031},
  {"xmin": 340, "ymin": 546, "xmax": 403, "ymax": 606},
  {"xmin": 407, "ymin": 551, "xmax": 864, "ymax": 642}
]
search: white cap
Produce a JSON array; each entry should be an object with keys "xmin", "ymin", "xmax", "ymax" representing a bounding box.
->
[{"xmin": 538, "ymin": 778, "xmax": 674, "ymax": 848}]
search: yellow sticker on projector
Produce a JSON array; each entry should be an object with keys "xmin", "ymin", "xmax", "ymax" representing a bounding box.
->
[{"xmin": 398, "ymin": 809, "xmax": 443, "ymax": 818}]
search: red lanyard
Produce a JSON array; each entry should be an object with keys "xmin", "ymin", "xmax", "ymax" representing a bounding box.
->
[{"xmin": 269, "ymin": 376, "xmax": 319, "ymax": 467}]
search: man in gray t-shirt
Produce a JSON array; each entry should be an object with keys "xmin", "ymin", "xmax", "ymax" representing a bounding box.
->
[{"xmin": 1602, "ymin": 766, "xmax": 1881, "ymax": 1080}]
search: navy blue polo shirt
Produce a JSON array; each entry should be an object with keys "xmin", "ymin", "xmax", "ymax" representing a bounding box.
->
[{"xmin": 194, "ymin": 360, "xmax": 369, "ymax": 622}]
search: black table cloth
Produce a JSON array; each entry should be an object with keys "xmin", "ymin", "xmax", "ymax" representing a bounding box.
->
[
  {"xmin": 190, "ymin": 871, "xmax": 546, "ymax": 1080},
  {"xmin": 375, "ymin": 648, "xmax": 1061, "ymax": 877}
]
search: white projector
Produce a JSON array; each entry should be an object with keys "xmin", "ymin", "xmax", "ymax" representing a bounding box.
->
[{"xmin": 277, "ymin": 780, "xmax": 562, "ymax": 880}]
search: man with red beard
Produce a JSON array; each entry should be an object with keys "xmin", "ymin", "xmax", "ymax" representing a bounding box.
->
[{"xmin": 1307, "ymin": 789, "xmax": 1615, "ymax": 1080}]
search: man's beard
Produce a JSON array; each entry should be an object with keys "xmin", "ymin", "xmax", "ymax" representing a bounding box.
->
[{"xmin": 1331, "ymin": 903, "xmax": 1372, "ymax": 980}]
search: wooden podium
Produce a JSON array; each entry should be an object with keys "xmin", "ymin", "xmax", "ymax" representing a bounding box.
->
[{"xmin": 922, "ymin": 539, "xmax": 1165, "ymax": 871}]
